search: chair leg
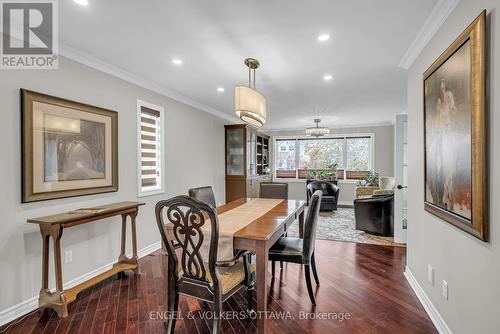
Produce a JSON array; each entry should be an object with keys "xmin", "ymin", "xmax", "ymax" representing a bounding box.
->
[
  {"xmin": 271, "ymin": 260, "xmax": 276, "ymax": 277},
  {"xmin": 246, "ymin": 286, "xmax": 254, "ymax": 313},
  {"xmin": 304, "ymin": 264, "xmax": 316, "ymax": 305},
  {"xmin": 212, "ymin": 296, "xmax": 222, "ymax": 334},
  {"xmin": 166, "ymin": 278, "xmax": 179, "ymax": 334},
  {"xmin": 311, "ymin": 252, "xmax": 320, "ymax": 285}
]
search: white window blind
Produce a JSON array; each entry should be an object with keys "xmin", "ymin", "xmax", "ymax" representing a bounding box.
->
[{"xmin": 138, "ymin": 102, "xmax": 164, "ymax": 196}]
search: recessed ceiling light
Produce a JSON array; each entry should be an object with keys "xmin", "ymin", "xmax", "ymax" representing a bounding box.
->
[
  {"xmin": 74, "ymin": 0, "xmax": 89, "ymax": 6},
  {"xmin": 318, "ymin": 34, "xmax": 330, "ymax": 41},
  {"xmin": 172, "ymin": 58, "xmax": 183, "ymax": 65},
  {"xmin": 323, "ymin": 74, "xmax": 333, "ymax": 81},
  {"xmin": 217, "ymin": 87, "xmax": 225, "ymax": 92}
]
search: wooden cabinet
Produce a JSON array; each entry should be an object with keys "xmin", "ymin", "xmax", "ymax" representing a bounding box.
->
[{"xmin": 225, "ymin": 124, "xmax": 271, "ymax": 202}]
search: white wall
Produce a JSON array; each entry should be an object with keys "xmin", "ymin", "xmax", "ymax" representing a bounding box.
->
[
  {"xmin": 406, "ymin": 1, "xmax": 499, "ymax": 333},
  {"xmin": 0, "ymin": 56, "xmax": 226, "ymax": 318},
  {"xmin": 267, "ymin": 125, "xmax": 395, "ymax": 204}
]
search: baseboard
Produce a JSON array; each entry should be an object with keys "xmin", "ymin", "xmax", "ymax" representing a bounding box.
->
[
  {"xmin": 338, "ymin": 201, "xmax": 354, "ymax": 207},
  {"xmin": 0, "ymin": 241, "xmax": 161, "ymax": 327},
  {"xmin": 404, "ymin": 266, "xmax": 452, "ymax": 334}
]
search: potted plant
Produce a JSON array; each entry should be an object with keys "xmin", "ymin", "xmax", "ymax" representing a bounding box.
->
[{"xmin": 363, "ymin": 171, "xmax": 380, "ymax": 186}]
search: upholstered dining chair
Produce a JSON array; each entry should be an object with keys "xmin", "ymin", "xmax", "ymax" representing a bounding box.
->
[
  {"xmin": 259, "ymin": 182, "xmax": 288, "ymax": 200},
  {"xmin": 155, "ymin": 196, "xmax": 255, "ymax": 334},
  {"xmin": 268, "ymin": 190, "xmax": 322, "ymax": 304},
  {"xmin": 188, "ymin": 186, "xmax": 216, "ymax": 208}
]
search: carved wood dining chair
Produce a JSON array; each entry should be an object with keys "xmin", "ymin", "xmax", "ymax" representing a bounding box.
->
[
  {"xmin": 155, "ymin": 195, "xmax": 255, "ymax": 334},
  {"xmin": 268, "ymin": 190, "xmax": 322, "ymax": 304},
  {"xmin": 188, "ymin": 186, "xmax": 216, "ymax": 208}
]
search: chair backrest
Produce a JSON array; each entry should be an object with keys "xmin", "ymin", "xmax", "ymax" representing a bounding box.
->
[
  {"xmin": 188, "ymin": 186, "xmax": 216, "ymax": 208},
  {"xmin": 259, "ymin": 182, "xmax": 288, "ymax": 199},
  {"xmin": 303, "ymin": 190, "xmax": 322, "ymax": 263},
  {"xmin": 307, "ymin": 180, "xmax": 338, "ymax": 196},
  {"xmin": 155, "ymin": 195, "xmax": 220, "ymax": 287}
]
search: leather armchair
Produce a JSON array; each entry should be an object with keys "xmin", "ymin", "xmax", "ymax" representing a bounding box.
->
[
  {"xmin": 354, "ymin": 194, "xmax": 394, "ymax": 236},
  {"xmin": 307, "ymin": 181, "xmax": 340, "ymax": 211}
]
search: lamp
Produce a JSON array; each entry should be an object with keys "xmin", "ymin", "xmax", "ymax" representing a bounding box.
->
[
  {"xmin": 305, "ymin": 119, "xmax": 330, "ymax": 137},
  {"xmin": 235, "ymin": 58, "xmax": 266, "ymax": 127}
]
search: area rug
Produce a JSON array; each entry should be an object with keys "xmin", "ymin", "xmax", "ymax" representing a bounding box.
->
[{"xmin": 287, "ymin": 207, "xmax": 405, "ymax": 247}]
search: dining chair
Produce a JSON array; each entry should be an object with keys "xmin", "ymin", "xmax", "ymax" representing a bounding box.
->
[
  {"xmin": 188, "ymin": 186, "xmax": 216, "ymax": 208},
  {"xmin": 268, "ymin": 190, "xmax": 322, "ymax": 304},
  {"xmin": 155, "ymin": 195, "xmax": 255, "ymax": 334},
  {"xmin": 259, "ymin": 182, "xmax": 288, "ymax": 199}
]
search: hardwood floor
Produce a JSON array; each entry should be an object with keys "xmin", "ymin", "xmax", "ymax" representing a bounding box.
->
[{"xmin": 3, "ymin": 240, "xmax": 437, "ymax": 334}]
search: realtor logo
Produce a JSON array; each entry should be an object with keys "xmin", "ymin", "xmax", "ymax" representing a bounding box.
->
[{"xmin": 1, "ymin": 0, "xmax": 58, "ymax": 69}]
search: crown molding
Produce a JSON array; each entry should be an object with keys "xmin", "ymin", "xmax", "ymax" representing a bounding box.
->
[
  {"xmin": 58, "ymin": 43, "xmax": 240, "ymax": 124},
  {"xmin": 398, "ymin": 0, "xmax": 460, "ymax": 70}
]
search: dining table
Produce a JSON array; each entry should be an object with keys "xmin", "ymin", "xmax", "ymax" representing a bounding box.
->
[{"xmin": 164, "ymin": 197, "xmax": 305, "ymax": 333}]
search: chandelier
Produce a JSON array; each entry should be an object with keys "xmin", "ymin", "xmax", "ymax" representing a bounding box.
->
[
  {"xmin": 235, "ymin": 58, "xmax": 266, "ymax": 127},
  {"xmin": 305, "ymin": 119, "xmax": 330, "ymax": 137}
]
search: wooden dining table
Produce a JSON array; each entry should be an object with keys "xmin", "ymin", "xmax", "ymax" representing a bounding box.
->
[
  {"xmin": 164, "ymin": 198, "xmax": 305, "ymax": 333},
  {"xmin": 216, "ymin": 198, "xmax": 306, "ymax": 333}
]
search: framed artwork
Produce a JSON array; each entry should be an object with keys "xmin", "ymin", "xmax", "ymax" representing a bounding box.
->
[
  {"xmin": 423, "ymin": 11, "xmax": 487, "ymax": 241},
  {"xmin": 21, "ymin": 89, "xmax": 118, "ymax": 203}
]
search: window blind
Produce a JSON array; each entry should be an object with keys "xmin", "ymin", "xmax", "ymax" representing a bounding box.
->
[{"xmin": 140, "ymin": 106, "xmax": 161, "ymax": 191}]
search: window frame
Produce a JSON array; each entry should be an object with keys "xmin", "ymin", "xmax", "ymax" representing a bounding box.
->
[
  {"xmin": 272, "ymin": 133, "xmax": 375, "ymax": 183},
  {"xmin": 137, "ymin": 99, "xmax": 166, "ymax": 197}
]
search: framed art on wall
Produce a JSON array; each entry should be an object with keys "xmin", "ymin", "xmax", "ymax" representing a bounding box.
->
[
  {"xmin": 21, "ymin": 89, "xmax": 118, "ymax": 203},
  {"xmin": 423, "ymin": 11, "xmax": 487, "ymax": 241}
]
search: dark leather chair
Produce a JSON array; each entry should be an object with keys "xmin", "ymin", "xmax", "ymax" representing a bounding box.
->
[
  {"xmin": 354, "ymin": 194, "xmax": 394, "ymax": 236},
  {"xmin": 188, "ymin": 186, "xmax": 216, "ymax": 208},
  {"xmin": 307, "ymin": 181, "xmax": 339, "ymax": 211},
  {"xmin": 155, "ymin": 196, "xmax": 254, "ymax": 334},
  {"xmin": 268, "ymin": 190, "xmax": 322, "ymax": 304},
  {"xmin": 259, "ymin": 182, "xmax": 288, "ymax": 199}
]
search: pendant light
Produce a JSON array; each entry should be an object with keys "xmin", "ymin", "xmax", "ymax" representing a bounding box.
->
[
  {"xmin": 235, "ymin": 58, "xmax": 266, "ymax": 127},
  {"xmin": 305, "ymin": 119, "xmax": 330, "ymax": 137}
]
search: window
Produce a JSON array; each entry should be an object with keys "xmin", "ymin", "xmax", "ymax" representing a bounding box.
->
[
  {"xmin": 275, "ymin": 139, "xmax": 297, "ymax": 178},
  {"xmin": 274, "ymin": 135, "xmax": 373, "ymax": 180},
  {"xmin": 137, "ymin": 100, "xmax": 165, "ymax": 196}
]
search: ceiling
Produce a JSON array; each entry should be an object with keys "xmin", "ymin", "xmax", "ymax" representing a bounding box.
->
[{"xmin": 59, "ymin": 0, "xmax": 438, "ymax": 130}]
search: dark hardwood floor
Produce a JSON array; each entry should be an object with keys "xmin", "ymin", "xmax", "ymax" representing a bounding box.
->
[{"xmin": 3, "ymin": 240, "xmax": 437, "ymax": 334}]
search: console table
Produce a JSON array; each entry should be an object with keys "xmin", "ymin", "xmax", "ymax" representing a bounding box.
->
[{"xmin": 27, "ymin": 201, "xmax": 145, "ymax": 317}]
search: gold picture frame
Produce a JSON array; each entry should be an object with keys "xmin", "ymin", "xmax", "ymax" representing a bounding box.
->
[
  {"xmin": 21, "ymin": 89, "xmax": 118, "ymax": 203},
  {"xmin": 423, "ymin": 11, "xmax": 487, "ymax": 241}
]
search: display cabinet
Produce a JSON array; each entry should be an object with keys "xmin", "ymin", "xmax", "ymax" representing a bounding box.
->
[{"xmin": 225, "ymin": 124, "xmax": 271, "ymax": 202}]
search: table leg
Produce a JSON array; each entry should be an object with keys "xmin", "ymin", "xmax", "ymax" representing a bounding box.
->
[
  {"xmin": 52, "ymin": 227, "xmax": 64, "ymax": 294},
  {"xmin": 255, "ymin": 241, "xmax": 269, "ymax": 334},
  {"xmin": 299, "ymin": 210, "xmax": 305, "ymax": 238},
  {"xmin": 130, "ymin": 212, "xmax": 139, "ymax": 274},
  {"xmin": 41, "ymin": 234, "xmax": 50, "ymax": 290},
  {"xmin": 120, "ymin": 214, "xmax": 127, "ymax": 258},
  {"xmin": 118, "ymin": 212, "xmax": 140, "ymax": 274}
]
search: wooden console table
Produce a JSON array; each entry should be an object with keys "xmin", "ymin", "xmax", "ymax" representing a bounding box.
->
[{"xmin": 27, "ymin": 201, "xmax": 145, "ymax": 318}]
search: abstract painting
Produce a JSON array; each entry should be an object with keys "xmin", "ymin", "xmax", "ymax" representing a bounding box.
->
[
  {"xmin": 22, "ymin": 90, "xmax": 118, "ymax": 202},
  {"xmin": 423, "ymin": 11, "xmax": 487, "ymax": 241}
]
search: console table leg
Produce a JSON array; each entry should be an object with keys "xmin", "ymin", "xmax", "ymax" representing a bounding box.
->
[
  {"xmin": 52, "ymin": 227, "xmax": 64, "ymax": 294},
  {"xmin": 118, "ymin": 212, "xmax": 140, "ymax": 275},
  {"xmin": 131, "ymin": 212, "xmax": 139, "ymax": 274},
  {"xmin": 41, "ymin": 234, "xmax": 50, "ymax": 290},
  {"xmin": 39, "ymin": 225, "xmax": 68, "ymax": 318},
  {"xmin": 120, "ymin": 214, "xmax": 127, "ymax": 258}
]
